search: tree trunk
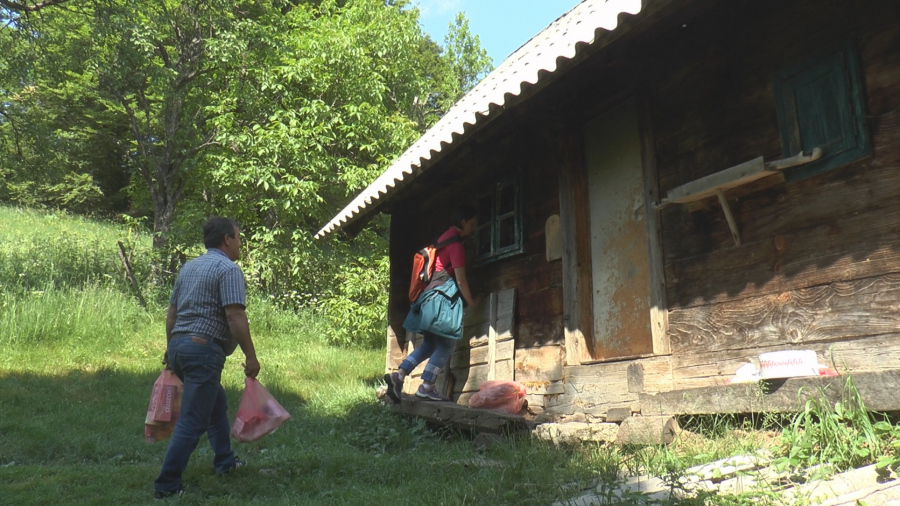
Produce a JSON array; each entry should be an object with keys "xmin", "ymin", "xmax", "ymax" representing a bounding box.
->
[{"xmin": 151, "ymin": 181, "xmax": 181, "ymax": 279}]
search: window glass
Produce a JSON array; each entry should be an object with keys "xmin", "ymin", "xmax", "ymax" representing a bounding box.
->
[
  {"xmin": 498, "ymin": 217, "xmax": 516, "ymax": 249},
  {"xmin": 473, "ymin": 177, "xmax": 524, "ymax": 264},
  {"xmin": 477, "ymin": 194, "xmax": 493, "ymax": 224},
  {"xmin": 476, "ymin": 226, "xmax": 492, "ymax": 256},
  {"xmin": 498, "ymin": 183, "xmax": 515, "ymax": 215}
]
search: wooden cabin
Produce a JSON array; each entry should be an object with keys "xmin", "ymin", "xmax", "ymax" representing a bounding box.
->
[{"xmin": 318, "ymin": 0, "xmax": 900, "ymax": 422}]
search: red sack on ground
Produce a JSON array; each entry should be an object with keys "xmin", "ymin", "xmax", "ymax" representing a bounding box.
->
[
  {"xmin": 231, "ymin": 377, "xmax": 291, "ymax": 442},
  {"xmin": 467, "ymin": 380, "xmax": 527, "ymax": 414},
  {"xmin": 144, "ymin": 369, "xmax": 183, "ymax": 443}
]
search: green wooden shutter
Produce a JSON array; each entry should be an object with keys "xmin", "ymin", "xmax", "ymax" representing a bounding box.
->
[{"xmin": 774, "ymin": 40, "xmax": 871, "ymax": 182}]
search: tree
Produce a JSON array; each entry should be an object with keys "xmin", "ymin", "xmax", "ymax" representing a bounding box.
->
[
  {"xmin": 0, "ymin": 0, "xmax": 71, "ymax": 14},
  {"xmin": 205, "ymin": 0, "xmax": 431, "ymax": 298},
  {"xmin": 0, "ymin": 3, "xmax": 130, "ymax": 212},
  {"xmin": 0, "ymin": 0, "xmax": 495, "ymax": 345},
  {"xmin": 443, "ymin": 12, "xmax": 493, "ymax": 98},
  {"xmin": 89, "ymin": 0, "xmax": 245, "ymax": 250}
]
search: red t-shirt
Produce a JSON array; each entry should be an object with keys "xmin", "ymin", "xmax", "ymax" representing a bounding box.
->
[{"xmin": 433, "ymin": 226, "xmax": 465, "ymax": 276}]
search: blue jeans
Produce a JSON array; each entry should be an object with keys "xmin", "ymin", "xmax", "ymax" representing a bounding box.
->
[
  {"xmin": 154, "ymin": 335, "xmax": 235, "ymax": 493},
  {"xmin": 399, "ymin": 332, "xmax": 456, "ymax": 383}
]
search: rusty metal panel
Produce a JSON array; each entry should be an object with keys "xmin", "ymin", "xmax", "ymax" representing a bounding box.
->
[{"xmin": 584, "ymin": 99, "xmax": 653, "ymax": 359}]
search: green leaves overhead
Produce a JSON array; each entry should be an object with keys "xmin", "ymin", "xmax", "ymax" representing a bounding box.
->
[{"xmin": 0, "ymin": 0, "xmax": 494, "ymax": 344}]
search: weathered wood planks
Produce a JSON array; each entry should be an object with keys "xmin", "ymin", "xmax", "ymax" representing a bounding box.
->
[
  {"xmin": 642, "ymin": 370, "xmax": 900, "ymax": 415},
  {"xmin": 390, "ymin": 399, "xmax": 530, "ymax": 434},
  {"xmin": 669, "ymin": 273, "xmax": 900, "ymax": 354},
  {"xmin": 449, "ymin": 289, "xmax": 516, "ymax": 396},
  {"xmin": 558, "ymin": 126, "xmax": 595, "ymax": 365},
  {"xmin": 545, "ymin": 358, "xmax": 674, "ymax": 417}
]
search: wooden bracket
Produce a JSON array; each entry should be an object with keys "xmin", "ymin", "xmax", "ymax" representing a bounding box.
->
[{"xmin": 716, "ymin": 189, "xmax": 741, "ymax": 246}]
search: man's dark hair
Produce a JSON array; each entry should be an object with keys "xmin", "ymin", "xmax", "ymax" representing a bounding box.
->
[
  {"xmin": 451, "ymin": 204, "xmax": 477, "ymax": 228},
  {"xmin": 203, "ymin": 217, "xmax": 239, "ymax": 249}
]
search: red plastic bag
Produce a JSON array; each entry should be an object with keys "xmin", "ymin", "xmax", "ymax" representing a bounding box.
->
[
  {"xmin": 231, "ymin": 377, "xmax": 291, "ymax": 442},
  {"xmin": 467, "ymin": 380, "xmax": 527, "ymax": 414},
  {"xmin": 144, "ymin": 369, "xmax": 183, "ymax": 442}
]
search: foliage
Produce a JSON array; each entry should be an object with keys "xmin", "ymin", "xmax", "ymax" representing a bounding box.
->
[
  {"xmin": 774, "ymin": 376, "xmax": 882, "ymax": 475},
  {"xmin": 0, "ymin": 0, "xmax": 495, "ymax": 343},
  {"xmin": 443, "ymin": 12, "xmax": 494, "ymax": 96},
  {"xmin": 202, "ymin": 0, "xmax": 444, "ymax": 336},
  {"xmin": 318, "ymin": 252, "xmax": 390, "ymax": 348},
  {"xmin": 0, "ymin": 5, "xmax": 134, "ymax": 215},
  {"xmin": 0, "ymin": 0, "xmax": 73, "ymax": 14},
  {"xmin": 41, "ymin": 172, "xmax": 104, "ymax": 212}
]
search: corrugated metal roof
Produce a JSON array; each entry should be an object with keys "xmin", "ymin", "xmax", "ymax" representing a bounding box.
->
[{"xmin": 316, "ymin": 0, "xmax": 643, "ymax": 238}]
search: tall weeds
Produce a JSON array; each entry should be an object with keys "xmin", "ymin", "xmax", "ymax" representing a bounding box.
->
[
  {"xmin": 775, "ymin": 376, "xmax": 882, "ymax": 474},
  {"xmin": 0, "ymin": 207, "xmax": 153, "ymax": 294}
]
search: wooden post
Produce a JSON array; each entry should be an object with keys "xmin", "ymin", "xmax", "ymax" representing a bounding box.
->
[
  {"xmin": 558, "ymin": 127, "xmax": 594, "ymax": 365},
  {"xmin": 636, "ymin": 96, "xmax": 671, "ymax": 356},
  {"xmin": 716, "ymin": 189, "xmax": 742, "ymax": 246},
  {"xmin": 487, "ymin": 292, "xmax": 498, "ymax": 381},
  {"xmin": 386, "ymin": 209, "xmax": 414, "ymax": 372},
  {"xmin": 117, "ymin": 240, "xmax": 147, "ymax": 308}
]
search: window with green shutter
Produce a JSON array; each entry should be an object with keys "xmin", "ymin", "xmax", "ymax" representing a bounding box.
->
[
  {"xmin": 773, "ymin": 40, "xmax": 871, "ymax": 182},
  {"xmin": 474, "ymin": 178, "xmax": 524, "ymax": 264}
]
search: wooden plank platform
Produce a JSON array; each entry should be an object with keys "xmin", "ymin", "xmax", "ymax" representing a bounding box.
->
[
  {"xmin": 640, "ymin": 370, "xmax": 900, "ymax": 416},
  {"xmin": 390, "ymin": 398, "xmax": 531, "ymax": 434}
]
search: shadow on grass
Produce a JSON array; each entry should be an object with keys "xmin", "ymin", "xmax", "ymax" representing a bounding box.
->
[{"xmin": 0, "ymin": 369, "xmax": 594, "ymax": 506}]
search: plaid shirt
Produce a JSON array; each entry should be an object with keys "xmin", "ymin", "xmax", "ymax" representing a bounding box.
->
[{"xmin": 169, "ymin": 248, "xmax": 246, "ymax": 344}]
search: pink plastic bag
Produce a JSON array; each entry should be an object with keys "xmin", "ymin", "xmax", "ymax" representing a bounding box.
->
[
  {"xmin": 144, "ymin": 369, "xmax": 183, "ymax": 442},
  {"xmin": 467, "ymin": 380, "xmax": 527, "ymax": 414},
  {"xmin": 231, "ymin": 377, "xmax": 291, "ymax": 442}
]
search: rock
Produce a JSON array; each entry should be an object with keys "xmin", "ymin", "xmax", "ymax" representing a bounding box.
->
[
  {"xmin": 533, "ymin": 422, "xmax": 619, "ymax": 444},
  {"xmin": 605, "ymin": 407, "xmax": 632, "ymax": 423}
]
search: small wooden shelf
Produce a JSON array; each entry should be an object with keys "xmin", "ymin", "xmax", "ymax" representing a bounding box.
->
[{"xmin": 659, "ymin": 148, "xmax": 822, "ymax": 246}]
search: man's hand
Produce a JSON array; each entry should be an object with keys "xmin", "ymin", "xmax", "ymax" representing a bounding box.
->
[
  {"xmin": 162, "ymin": 351, "xmax": 172, "ymax": 371},
  {"xmin": 243, "ymin": 357, "xmax": 260, "ymax": 378}
]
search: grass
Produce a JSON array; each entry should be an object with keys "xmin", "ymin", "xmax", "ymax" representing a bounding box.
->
[
  {"xmin": 4, "ymin": 205, "xmax": 891, "ymax": 506},
  {"xmin": 0, "ymin": 282, "xmax": 608, "ymax": 506},
  {"xmin": 0, "ymin": 206, "xmax": 608, "ymax": 506}
]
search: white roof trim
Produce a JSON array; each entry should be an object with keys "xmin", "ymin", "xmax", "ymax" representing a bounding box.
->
[{"xmin": 316, "ymin": 0, "xmax": 643, "ymax": 238}]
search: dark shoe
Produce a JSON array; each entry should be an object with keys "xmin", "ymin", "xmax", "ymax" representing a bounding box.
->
[
  {"xmin": 217, "ymin": 457, "xmax": 245, "ymax": 475},
  {"xmin": 384, "ymin": 372, "xmax": 404, "ymax": 404},
  {"xmin": 154, "ymin": 485, "xmax": 185, "ymax": 499},
  {"xmin": 415, "ymin": 384, "xmax": 450, "ymax": 402}
]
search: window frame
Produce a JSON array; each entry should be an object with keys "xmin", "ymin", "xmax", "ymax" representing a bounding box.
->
[
  {"xmin": 773, "ymin": 39, "xmax": 871, "ymax": 183},
  {"xmin": 473, "ymin": 176, "xmax": 525, "ymax": 265}
]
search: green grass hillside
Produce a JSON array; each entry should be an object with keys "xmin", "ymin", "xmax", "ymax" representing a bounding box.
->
[{"xmin": 0, "ymin": 207, "xmax": 608, "ymax": 506}]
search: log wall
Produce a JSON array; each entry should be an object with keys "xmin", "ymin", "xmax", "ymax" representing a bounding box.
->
[{"xmin": 647, "ymin": 0, "xmax": 900, "ymax": 389}]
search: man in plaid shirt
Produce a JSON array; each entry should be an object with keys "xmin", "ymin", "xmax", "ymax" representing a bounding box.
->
[{"xmin": 153, "ymin": 217, "xmax": 260, "ymax": 499}]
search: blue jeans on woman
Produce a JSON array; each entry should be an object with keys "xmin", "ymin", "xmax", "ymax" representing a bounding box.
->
[
  {"xmin": 154, "ymin": 335, "xmax": 236, "ymax": 494},
  {"xmin": 399, "ymin": 332, "xmax": 456, "ymax": 382}
]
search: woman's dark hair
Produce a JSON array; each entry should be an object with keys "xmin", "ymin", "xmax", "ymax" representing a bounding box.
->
[
  {"xmin": 451, "ymin": 204, "xmax": 477, "ymax": 228},
  {"xmin": 203, "ymin": 217, "xmax": 239, "ymax": 249}
]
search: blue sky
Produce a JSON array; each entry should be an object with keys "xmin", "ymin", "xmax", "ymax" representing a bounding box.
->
[{"xmin": 415, "ymin": 0, "xmax": 582, "ymax": 65}]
